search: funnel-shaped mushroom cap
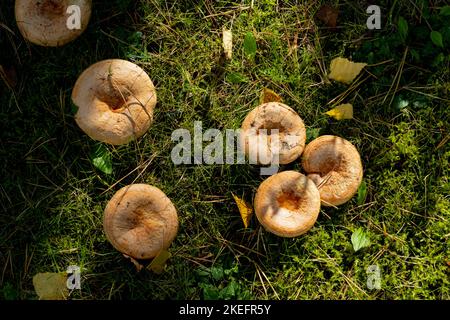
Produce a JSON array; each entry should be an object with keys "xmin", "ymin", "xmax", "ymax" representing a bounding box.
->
[
  {"xmin": 15, "ymin": 0, "xmax": 92, "ymax": 47},
  {"xmin": 302, "ymin": 135, "xmax": 363, "ymax": 207},
  {"xmin": 72, "ymin": 59, "xmax": 157, "ymax": 145},
  {"xmin": 103, "ymin": 184, "xmax": 178, "ymax": 260},
  {"xmin": 240, "ymin": 102, "xmax": 306, "ymax": 165},
  {"xmin": 254, "ymin": 171, "xmax": 321, "ymax": 237}
]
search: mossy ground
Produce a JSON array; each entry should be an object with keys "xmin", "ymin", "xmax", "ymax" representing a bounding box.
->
[{"xmin": 0, "ymin": 0, "xmax": 449, "ymax": 300}]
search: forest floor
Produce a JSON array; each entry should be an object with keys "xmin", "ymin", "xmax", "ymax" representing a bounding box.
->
[{"xmin": 0, "ymin": 0, "xmax": 449, "ymax": 299}]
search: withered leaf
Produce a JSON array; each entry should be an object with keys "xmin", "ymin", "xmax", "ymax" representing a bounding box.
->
[
  {"xmin": 33, "ymin": 272, "xmax": 68, "ymax": 300},
  {"xmin": 316, "ymin": 5, "xmax": 339, "ymax": 28},
  {"xmin": 148, "ymin": 250, "xmax": 171, "ymax": 274},
  {"xmin": 325, "ymin": 103, "xmax": 353, "ymax": 120},
  {"xmin": 232, "ymin": 193, "xmax": 253, "ymax": 228},
  {"xmin": 260, "ymin": 88, "xmax": 282, "ymax": 104},
  {"xmin": 222, "ymin": 28, "xmax": 233, "ymax": 60}
]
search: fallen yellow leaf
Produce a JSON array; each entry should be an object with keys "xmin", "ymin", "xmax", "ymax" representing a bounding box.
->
[
  {"xmin": 222, "ymin": 28, "xmax": 233, "ymax": 60},
  {"xmin": 328, "ymin": 57, "xmax": 367, "ymax": 84},
  {"xmin": 232, "ymin": 193, "xmax": 253, "ymax": 228},
  {"xmin": 32, "ymin": 272, "xmax": 68, "ymax": 300},
  {"xmin": 260, "ymin": 88, "xmax": 282, "ymax": 104},
  {"xmin": 148, "ymin": 250, "xmax": 171, "ymax": 274},
  {"xmin": 325, "ymin": 103, "xmax": 353, "ymax": 120}
]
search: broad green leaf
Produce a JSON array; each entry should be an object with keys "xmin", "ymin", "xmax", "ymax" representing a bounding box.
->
[
  {"xmin": 328, "ymin": 57, "xmax": 367, "ymax": 84},
  {"xmin": 351, "ymin": 228, "xmax": 371, "ymax": 252},
  {"xmin": 243, "ymin": 32, "xmax": 257, "ymax": 58},
  {"xmin": 210, "ymin": 266, "xmax": 224, "ymax": 281},
  {"xmin": 201, "ymin": 284, "xmax": 220, "ymax": 300},
  {"xmin": 91, "ymin": 144, "xmax": 112, "ymax": 174},
  {"xmin": 356, "ymin": 180, "xmax": 367, "ymax": 205},
  {"xmin": 398, "ymin": 16, "xmax": 408, "ymax": 41},
  {"xmin": 220, "ymin": 280, "xmax": 239, "ymax": 299},
  {"xmin": 33, "ymin": 273, "xmax": 68, "ymax": 300},
  {"xmin": 325, "ymin": 103, "xmax": 353, "ymax": 120},
  {"xmin": 430, "ymin": 31, "xmax": 444, "ymax": 48},
  {"xmin": 440, "ymin": 6, "xmax": 450, "ymax": 16},
  {"xmin": 260, "ymin": 88, "xmax": 282, "ymax": 104},
  {"xmin": 196, "ymin": 266, "xmax": 210, "ymax": 277},
  {"xmin": 232, "ymin": 193, "xmax": 253, "ymax": 228},
  {"xmin": 148, "ymin": 250, "xmax": 171, "ymax": 274},
  {"xmin": 226, "ymin": 72, "xmax": 248, "ymax": 84},
  {"xmin": 224, "ymin": 263, "xmax": 239, "ymax": 275}
]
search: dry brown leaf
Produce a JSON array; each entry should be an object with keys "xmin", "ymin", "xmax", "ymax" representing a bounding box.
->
[{"xmin": 316, "ymin": 5, "xmax": 339, "ymax": 28}]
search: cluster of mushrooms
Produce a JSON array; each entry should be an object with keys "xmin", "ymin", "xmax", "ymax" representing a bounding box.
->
[
  {"xmin": 16, "ymin": 0, "xmax": 363, "ymax": 261},
  {"xmin": 15, "ymin": 0, "xmax": 176, "ymax": 260},
  {"xmin": 241, "ymin": 102, "xmax": 363, "ymax": 237}
]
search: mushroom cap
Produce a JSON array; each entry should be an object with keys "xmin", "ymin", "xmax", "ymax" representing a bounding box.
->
[
  {"xmin": 254, "ymin": 171, "xmax": 321, "ymax": 237},
  {"xmin": 301, "ymin": 135, "xmax": 363, "ymax": 207},
  {"xmin": 15, "ymin": 0, "xmax": 92, "ymax": 47},
  {"xmin": 103, "ymin": 184, "xmax": 178, "ymax": 260},
  {"xmin": 72, "ymin": 59, "xmax": 157, "ymax": 145},
  {"xmin": 240, "ymin": 102, "xmax": 306, "ymax": 165}
]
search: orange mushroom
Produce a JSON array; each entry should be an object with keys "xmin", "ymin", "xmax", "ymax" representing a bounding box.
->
[
  {"xmin": 15, "ymin": 0, "xmax": 92, "ymax": 47},
  {"xmin": 72, "ymin": 59, "xmax": 157, "ymax": 145},
  {"xmin": 302, "ymin": 135, "xmax": 363, "ymax": 206},
  {"xmin": 103, "ymin": 184, "xmax": 178, "ymax": 260},
  {"xmin": 240, "ymin": 102, "xmax": 306, "ymax": 165},
  {"xmin": 254, "ymin": 171, "xmax": 321, "ymax": 237}
]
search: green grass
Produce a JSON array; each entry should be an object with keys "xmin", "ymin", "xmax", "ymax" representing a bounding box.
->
[{"xmin": 1, "ymin": 0, "xmax": 449, "ymax": 300}]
